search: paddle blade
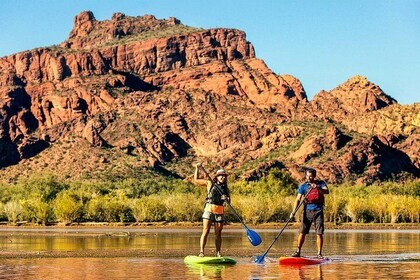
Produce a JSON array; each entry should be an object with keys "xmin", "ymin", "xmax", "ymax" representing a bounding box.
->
[
  {"xmin": 254, "ymin": 254, "xmax": 266, "ymax": 264},
  {"xmin": 246, "ymin": 229, "xmax": 262, "ymax": 246}
]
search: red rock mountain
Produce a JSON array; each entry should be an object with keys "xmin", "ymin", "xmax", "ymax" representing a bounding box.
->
[{"xmin": 0, "ymin": 11, "xmax": 418, "ymax": 184}]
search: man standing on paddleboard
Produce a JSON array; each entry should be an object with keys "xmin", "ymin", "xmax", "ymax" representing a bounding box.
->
[
  {"xmin": 194, "ymin": 163, "xmax": 230, "ymax": 258},
  {"xmin": 290, "ymin": 168, "xmax": 329, "ymax": 259}
]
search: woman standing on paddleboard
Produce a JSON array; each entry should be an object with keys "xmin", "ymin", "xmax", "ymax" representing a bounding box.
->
[
  {"xmin": 290, "ymin": 168, "xmax": 329, "ymax": 259},
  {"xmin": 194, "ymin": 163, "xmax": 230, "ymax": 257}
]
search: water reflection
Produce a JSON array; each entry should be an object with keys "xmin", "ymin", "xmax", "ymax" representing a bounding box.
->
[
  {"xmin": 1, "ymin": 229, "xmax": 419, "ymax": 256},
  {"xmin": 0, "ymin": 229, "xmax": 418, "ymax": 279},
  {"xmin": 185, "ymin": 263, "xmax": 230, "ymax": 279},
  {"xmin": 0, "ymin": 256, "xmax": 419, "ymax": 279},
  {"xmin": 278, "ymin": 263, "xmax": 324, "ymax": 280}
]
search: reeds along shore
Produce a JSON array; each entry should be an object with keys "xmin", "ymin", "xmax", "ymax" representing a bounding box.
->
[{"xmin": 0, "ymin": 170, "xmax": 418, "ymax": 225}]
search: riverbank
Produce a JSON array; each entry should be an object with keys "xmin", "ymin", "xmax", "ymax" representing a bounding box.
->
[{"xmin": 0, "ymin": 221, "xmax": 419, "ymax": 230}]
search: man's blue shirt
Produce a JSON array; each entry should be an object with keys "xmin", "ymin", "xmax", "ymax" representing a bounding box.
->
[{"xmin": 298, "ymin": 181, "xmax": 327, "ymax": 211}]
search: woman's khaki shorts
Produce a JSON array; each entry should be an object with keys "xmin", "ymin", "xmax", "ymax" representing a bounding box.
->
[{"xmin": 202, "ymin": 211, "xmax": 224, "ymax": 223}]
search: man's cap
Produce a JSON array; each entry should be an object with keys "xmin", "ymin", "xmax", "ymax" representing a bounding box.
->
[{"xmin": 216, "ymin": 169, "xmax": 227, "ymax": 176}]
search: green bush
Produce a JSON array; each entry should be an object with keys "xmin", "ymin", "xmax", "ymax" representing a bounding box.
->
[
  {"xmin": 21, "ymin": 196, "xmax": 52, "ymax": 225},
  {"xmin": 86, "ymin": 191, "xmax": 132, "ymax": 222},
  {"xmin": 3, "ymin": 201, "xmax": 23, "ymax": 224},
  {"xmin": 54, "ymin": 192, "xmax": 84, "ymax": 223},
  {"xmin": 379, "ymin": 180, "xmax": 420, "ymax": 197},
  {"xmin": 346, "ymin": 196, "xmax": 373, "ymax": 223},
  {"xmin": 0, "ymin": 184, "xmax": 18, "ymax": 204},
  {"xmin": 231, "ymin": 168, "xmax": 297, "ymax": 197},
  {"xmin": 404, "ymin": 196, "xmax": 420, "ymax": 223},
  {"xmin": 367, "ymin": 194, "xmax": 387, "ymax": 223},
  {"xmin": 19, "ymin": 173, "xmax": 68, "ymax": 202},
  {"xmin": 103, "ymin": 193, "xmax": 132, "ymax": 222},
  {"xmin": 230, "ymin": 195, "xmax": 267, "ymax": 224},
  {"xmin": 385, "ymin": 195, "xmax": 410, "ymax": 223},
  {"xmin": 0, "ymin": 202, "xmax": 5, "ymax": 221},
  {"xmin": 0, "ymin": 171, "xmax": 418, "ymax": 224},
  {"xmin": 86, "ymin": 196, "xmax": 108, "ymax": 222},
  {"xmin": 164, "ymin": 193, "xmax": 202, "ymax": 222},
  {"xmin": 324, "ymin": 188, "xmax": 348, "ymax": 223},
  {"xmin": 114, "ymin": 177, "xmax": 198, "ymax": 198},
  {"xmin": 230, "ymin": 194, "xmax": 294, "ymax": 224},
  {"xmin": 115, "ymin": 178, "xmax": 153, "ymax": 198},
  {"xmin": 131, "ymin": 196, "xmax": 167, "ymax": 222},
  {"xmin": 266, "ymin": 195, "xmax": 295, "ymax": 222}
]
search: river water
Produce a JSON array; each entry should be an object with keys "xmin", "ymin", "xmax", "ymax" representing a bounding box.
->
[{"xmin": 0, "ymin": 228, "xmax": 418, "ymax": 279}]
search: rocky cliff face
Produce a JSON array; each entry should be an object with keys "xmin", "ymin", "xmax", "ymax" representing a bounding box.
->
[
  {"xmin": 0, "ymin": 11, "xmax": 418, "ymax": 184},
  {"xmin": 311, "ymin": 75, "xmax": 396, "ymax": 117}
]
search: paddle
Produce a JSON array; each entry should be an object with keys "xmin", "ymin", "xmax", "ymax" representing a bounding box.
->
[
  {"xmin": 254, "ymin": 186, "xmax": 312, "ymax": 264},
  {"xmin": 198, "ymin": 165, "xmax": 262, "ymax": 247}
]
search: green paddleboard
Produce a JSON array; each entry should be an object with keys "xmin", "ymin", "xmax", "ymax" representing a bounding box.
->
[{"xmin": 184, "ymin": 255, "xmax": 237, "ymax": 265}]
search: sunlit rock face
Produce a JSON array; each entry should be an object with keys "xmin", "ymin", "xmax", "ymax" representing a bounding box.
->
[{"xmin": 0, "ymin": 11, "xmax": 418, "ymax": 183}]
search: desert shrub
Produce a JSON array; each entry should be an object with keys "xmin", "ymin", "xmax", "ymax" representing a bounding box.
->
[
  {"xmin": 115, "ymin": 178, "xmax": 153, "ymax": 198},
  {"xmin": 19, "ymin": 173, "xmax": 68, "ymax": 202},
  {"xmin": 66, "ymin": 182, "xmax": 93, "ymax": 204},
  {"xmin": 53, "ymin": 192, "xmax": 84, "ymax": 223},
  {"xmin": 324, "ymin": 187, "xmax": 348, "ymax": 223},
  {"xmin": 262, "ymin": 168, "xmax": 297, "ymax": 196},
  {"xmin": 404, "ymin": 196, "xmax": 420, "ymax": 223},
  {"xmin": 131, "ymin": 196, "xmax": 167, "ymax": 222},
  {"xmin": 341, "ymin": 183, "xmax": 369, "ymax": 198},
  {"xmin": 86, "ymin": 196, "xmax": 108, "ymax": 222},
  {"xmin": 385, "ymin": 195, "xmax": 410, "ymax": 223},
  {"xmin": 3, "ymin": 201, "xmax": 23, "ymax": 224},
  {"xmin": 163, "ymin": 193, "xmax": 202, "ymax": 222},
  {"xmin": 231, "ymin": 168, "xmax": 297, "ymax": 197},
  {"xmin": 115, "ymin": 177, "xmax": 197, "ymax": 198},
  {"xmin": 378, "ymin": 180, "xmax": 420, "ymax": 197},
  {"xmin": 86, "ymin": 191, "xmax": 131, "ymax": 222},
  {"xmin": 229, "ymin": 180, "xmax": 249, "ymax": 195},
  {"xmin": 0, "ymin": 172, "xmax": 418, "ymax": 224},
  {"xmin": 228, "ymin": 194, "xmax": 294, "ymax": 224},
  {"xmin": 103, "ymin": 193, "xmax": 132, "ymax": 222},
  {"xmin": 367, "ymin": 194, "xmax": 387, "ymax": 223},
  {"xmin": 0, "ymin": 202, "xmax": 5, "ymax": 221},
  {"xmin": 82, "ymin": 180, "xmax": 115, "ymax": 196},
  {"xmin": 0, "ymin": 184, "xmax": 17, "ymax": 204},
  {"xmin": 322, "ymin": 183, "xmax": 420, "ymax": 223},
  {"xmin": 230, "ymin": 195, "xmax": 268, "ymax": 225},
  {"xmin": 346, "ymin": 196, "xmax": 373, "ymax": 223},
  {"xmin": 166, "ymin": 179, "xmax": 200, "ymax": 195},
  {"xmin": 0, "ymin": 174, "xmax": 67, "ymax": 204},
  {"xmin": 266, "ymin": 195, "xmax": 295, "ymax": 222},
  {"xmin": 21, "ymin": 196, "xmax": 52, "ymax": 225}
]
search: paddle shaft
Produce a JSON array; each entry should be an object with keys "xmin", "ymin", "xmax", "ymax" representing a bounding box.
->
[
  {"xmin": 198, "ymin": 165, "xmax": 249, "ymax": 229},
  {"xmin": 257, "ymin": 187, "xmax": 312, "ymax": 262}
]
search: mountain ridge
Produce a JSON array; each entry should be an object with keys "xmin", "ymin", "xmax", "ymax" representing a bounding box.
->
[{"xmin": 0, "ymin": 11, "xmax": 418, "ymax": 184}]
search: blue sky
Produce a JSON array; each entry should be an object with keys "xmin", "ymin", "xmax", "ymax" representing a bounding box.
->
[{"xmin": 1, "ymin": 1, "xmax": 419, "ymax": 104}]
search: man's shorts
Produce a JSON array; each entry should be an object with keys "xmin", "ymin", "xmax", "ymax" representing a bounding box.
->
[
  {"xmin": 300, "ymin": 209, "xmax": 324, "ymax": 234},
  {"xmin": 202, "ymin": 211, "xmax": 224, "ymax": 223}
]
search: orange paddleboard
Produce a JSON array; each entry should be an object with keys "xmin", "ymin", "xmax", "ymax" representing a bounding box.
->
[{"xmin": 279, "ymin": 256, "xmax": 330, "ymax": 265}]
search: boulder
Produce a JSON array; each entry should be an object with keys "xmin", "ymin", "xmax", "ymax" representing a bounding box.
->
[{"xmin": 325, "ymin": 126, "xmax": 351, "ymax": 150}]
